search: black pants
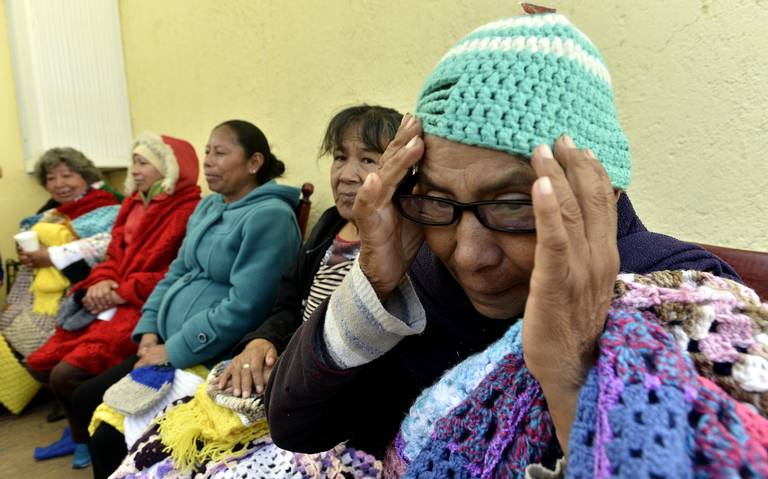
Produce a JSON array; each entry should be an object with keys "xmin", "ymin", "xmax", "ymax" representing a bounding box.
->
[
  {"xmin": 71, "ymin": 354, "xmax": 138, "ymax": 479},
  {"xmin": 90, "ymin": 423, "xmax": 128, "ymax": 479}
]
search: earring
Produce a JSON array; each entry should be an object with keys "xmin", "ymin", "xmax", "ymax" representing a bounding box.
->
[{"xmin": 249, "ymin": 170, "xmax": 257, "ymax": 174}]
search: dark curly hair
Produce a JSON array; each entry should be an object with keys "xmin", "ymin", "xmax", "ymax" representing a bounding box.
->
[{"xmin": 33, "ymin": 147, "xmax": 102, "ymax": 186}]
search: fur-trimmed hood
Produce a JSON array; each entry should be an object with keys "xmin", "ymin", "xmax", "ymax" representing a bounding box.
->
[{"xmin": 125, "ymin": 132, "xmax": 199, "ymax": 195}]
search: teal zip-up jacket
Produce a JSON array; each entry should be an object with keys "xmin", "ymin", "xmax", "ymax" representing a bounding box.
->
[{"xmin": 133, "ymin": 180, "xmax": 301, "ymax": 368}]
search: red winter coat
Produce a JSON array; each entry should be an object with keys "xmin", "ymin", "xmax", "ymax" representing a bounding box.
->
[{"xmin": 28, "ymin": 136, "xmax": 201, "ymax": 375}]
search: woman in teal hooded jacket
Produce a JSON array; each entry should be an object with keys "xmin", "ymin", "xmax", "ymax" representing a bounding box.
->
[
  {"xmin": 132, "ymin": 119, "xmax": 301, "ymax": 369},
  {"xmin": 71, "ymin": 120, "xmax": 301, "ymax": 477}
]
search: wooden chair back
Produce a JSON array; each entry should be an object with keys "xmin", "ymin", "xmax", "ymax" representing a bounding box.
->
[
  {"xmin": 698, "ymin": 243, "xmax": 768, "ymax": 300},
  {"xmin": 296, "ymin": 182, "xmax": 314, "ymax": 240}
]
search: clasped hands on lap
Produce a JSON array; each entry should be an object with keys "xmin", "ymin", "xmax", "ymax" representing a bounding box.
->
[{"xmin": 82, "ymin": 279, "xmax": 126, "ymax": 315}]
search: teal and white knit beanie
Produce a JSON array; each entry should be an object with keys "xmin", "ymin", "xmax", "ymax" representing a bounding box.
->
[{"xmin": 416, "ymin": 13, "xmax": 631, "ymax": 190}]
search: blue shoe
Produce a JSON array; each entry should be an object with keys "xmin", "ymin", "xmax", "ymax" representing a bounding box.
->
[
  {"xmin": 72, "ymin": 443, "xmax": 91, "ymax": 469},
  {"xmin": 34, "ymin": 427, "xmax": 76, "ymax": 460}
]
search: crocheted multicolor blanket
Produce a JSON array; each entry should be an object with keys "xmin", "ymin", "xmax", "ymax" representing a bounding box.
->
[
  {"xmin": 113, "ymin": 271, "xmax": 767, "ymax": 478},
  {"xmin": 112, "ymin": 365, "xmax": 382, "ymax": 478},
  {"xmin": 385, "ymin": 271, "xmax": 768, "ymax": 478}
]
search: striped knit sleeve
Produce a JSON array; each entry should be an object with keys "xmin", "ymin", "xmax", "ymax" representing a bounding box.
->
[{"xmin": 322, "ymin": 259, "xmax": 427, "ymax": 369}]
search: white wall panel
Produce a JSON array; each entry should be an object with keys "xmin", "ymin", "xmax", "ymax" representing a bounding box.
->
[{"xmin": 5, "ymin": 0, "xmax": 132, "ymax": 170}]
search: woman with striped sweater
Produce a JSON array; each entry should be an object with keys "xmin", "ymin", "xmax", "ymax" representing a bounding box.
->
[{"xmin": 219, "ymin": 104, "xmax": 404, "ymax": 398}]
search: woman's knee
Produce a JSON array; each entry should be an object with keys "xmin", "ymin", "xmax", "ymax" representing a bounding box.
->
[
  {"xmin": 49, "ymin": 362, "xmax": 91, "ymax": 398},
  {"xmin": 26, "ymin": 366, "xmax": 50, "ymax": 385},
  {"xmin": 73, "ymin": 373, "xmax": 108, "ymax": 412}
]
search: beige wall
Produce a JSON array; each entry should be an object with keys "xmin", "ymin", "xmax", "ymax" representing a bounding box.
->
[
  {"xmin": 583, "ymin": 0, "xmax": 768, "ymax": 250},
  {"xmin": 2, "ymin": 0, "xmax": 767, "ymax": 286},
  {"xmin": 117, "ymin": 0, "xmax": 767, "ymax": 249}
]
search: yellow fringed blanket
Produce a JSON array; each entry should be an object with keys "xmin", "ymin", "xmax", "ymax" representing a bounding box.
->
[
  {"xmin": 156, "ymin": 381, "xmax": 269, "ymax": 471},
  {"xmin": 30, "ymin": 222, "xmax": 75, "ymax": 315}
]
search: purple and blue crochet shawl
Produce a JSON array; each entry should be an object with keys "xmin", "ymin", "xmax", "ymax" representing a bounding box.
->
[{"xmin": 385, "ymin": 271, "xmax": 768, "ymax": 478}]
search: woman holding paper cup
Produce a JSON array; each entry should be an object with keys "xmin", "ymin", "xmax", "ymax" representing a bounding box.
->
[
  {"xmin": 0, "ymin": 147, "xmax": 122, "ymax": 424},
  {"xmin": 4, "ymin": 148, "xmax": 121, "ymax": 320},
  {"xmin": 15, "ymin": 148, "xmax": 123, "ymax": 275},
  {"xmin": 1, "ymin": 148, "xmax": 120, "ymax": 357},
  {"xmin": 14, "ymin": 230, "xmax": 40, "ymax": 252}
]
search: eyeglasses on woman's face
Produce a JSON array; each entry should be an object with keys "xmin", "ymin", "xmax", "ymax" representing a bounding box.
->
[{"xmin": 395, "ymin": 194, "xmax": 535, "ymax": 233}]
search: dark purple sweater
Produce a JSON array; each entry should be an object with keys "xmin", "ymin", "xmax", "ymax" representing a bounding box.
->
[{"xmin": 265, "ymin": 194, "xmax": 739, "ymax": 456}]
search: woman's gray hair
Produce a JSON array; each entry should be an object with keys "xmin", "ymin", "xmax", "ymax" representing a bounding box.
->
[{"xmin": 33, "ymin": 147, "xmax": 102, "ymax": 186}]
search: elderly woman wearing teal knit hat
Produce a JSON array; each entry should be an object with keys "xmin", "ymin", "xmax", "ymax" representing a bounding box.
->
[{"xmin": 266, "ymin": 8, "xmax": 768, "ymax": 479}]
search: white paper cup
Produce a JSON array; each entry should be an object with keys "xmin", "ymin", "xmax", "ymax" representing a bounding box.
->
[{"xmin": 14, "ymin": 231, "xmax": 40, "ymax": 252}]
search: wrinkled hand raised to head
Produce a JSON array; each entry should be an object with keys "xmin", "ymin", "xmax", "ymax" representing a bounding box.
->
[
  {"xmin": 353, "ymin": 113, "xmax": 426, "ymax": 297},
  {"xmin": 523, "ymin": 135, "xmax": 619, "ymax": 390},
  {"xmin": 521, "ymin": 135, "xmax": 619, "ymax": 454}
]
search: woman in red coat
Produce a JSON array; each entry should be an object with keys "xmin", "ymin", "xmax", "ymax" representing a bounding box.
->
[{"xmin": 27, "ymin": 132, "xmax": 201, "ymax": 468}]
